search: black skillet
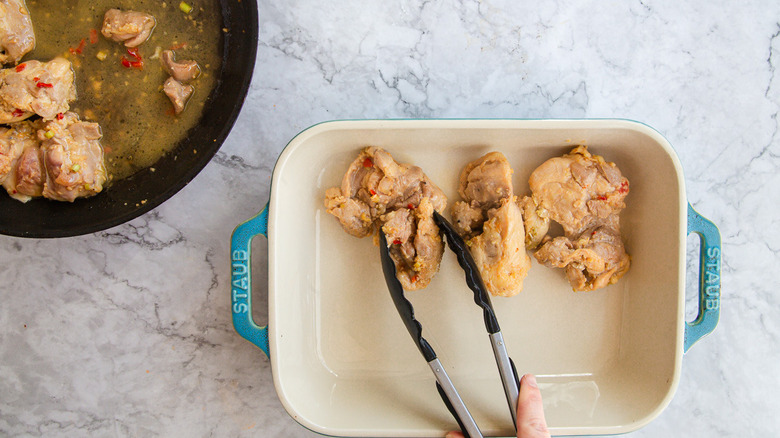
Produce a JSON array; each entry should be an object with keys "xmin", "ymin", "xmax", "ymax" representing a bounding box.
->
[{"xmin": 0, "ymin": 0, "xmax": 258, "ymax": 238}]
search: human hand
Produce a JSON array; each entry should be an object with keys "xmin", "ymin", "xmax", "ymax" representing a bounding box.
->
[{"xmin": 445, "ymin": 374, "xmax": 550, "ymax": 438}]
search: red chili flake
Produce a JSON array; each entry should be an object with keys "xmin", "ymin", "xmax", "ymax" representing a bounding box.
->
[
  {"xmin": 56, "ymin": 113, "xmax": 64, "ymax": 120},
  {"xmin": 12, "ymin": 109, "xmax": 25, "ymax": 118},
  {"xmin": 618, "ymin": 180, "xmax": 629, "ymax": 194},
  {"xmin": 121, "ymin": 57, "xmax": 143, "ymax": 69},
  {"xmin": 362, "ymin": 158, "xmax": 373, "ymax": 168},
  {"xmin": 15, "ymin": 63, "xmax": 26, "ymax": 72},
  {"xmin": 369, "ymin": 189, "xmax": 376, "ymax": 196},
  {"xmin": 36, "ymin": 82, "xmax": 53, "ymax": 88},
  {"xmin": 120, "ymin": 49, "xmax": 144, "ymax": 69},
  {"xmin": 32, "ymin": 77, "xmax": 39, "ymax": 82},
  {"xmin": 126, "ymin": 47, "xmax": 142, "ymax": 60},
  {"xmin": 89, "ymin": 29, "xmax": 99, "ymax": 44},
  {"xmin": 393, "ymin": 239, "xmax": 402, "ymax": 245},
  {"xmin": 69, "ymin": 38, "xmax": 86, "ymax": 55},
  {"xmin": 597, "ymin": 195, "xmax": 607, "ymax": 201},
  {"xmin": 411, "ymin": 275, "xmax": 419, "ymax": 283},
  {"xmin": 407, "ymin": 203, "xmax": 415, "ymax": 210}
]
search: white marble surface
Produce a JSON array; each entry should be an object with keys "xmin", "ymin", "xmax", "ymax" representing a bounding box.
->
[{"xmin": 1, "ymin": 0, "xmax": 778, "ymax": 436}]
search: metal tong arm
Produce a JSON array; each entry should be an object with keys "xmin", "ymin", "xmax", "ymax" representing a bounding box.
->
[
  {"xmin": 378, "ymin": 231, "xmax": 482, "ymax": 438},
  {"xmin": 433, "ymin": 211, "xmax": 521, "ymax": 427}
]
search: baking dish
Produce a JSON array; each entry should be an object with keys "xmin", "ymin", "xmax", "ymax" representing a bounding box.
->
[{"xmin": 230, "ymin": 119, "xmax": 721, "ymax": 437}]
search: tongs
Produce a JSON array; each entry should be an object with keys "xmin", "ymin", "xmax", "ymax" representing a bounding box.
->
[{"xmin": 378, "ymin": 211, "xmax": 520, "ymax": 438}]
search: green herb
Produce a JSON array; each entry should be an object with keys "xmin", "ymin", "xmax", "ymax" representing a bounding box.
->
[{"xmin": 179, "ymin": 1, "xmax": 192, "ymax": 13}]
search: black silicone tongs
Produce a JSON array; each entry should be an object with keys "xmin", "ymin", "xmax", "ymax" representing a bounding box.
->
[
  {"xmin": 432, "ymin": 211, "xmax": 521, "ymax": 426},
  {"xmin": 378, "ymin": 212, "xmax": 521, "ymax": 437},
  {"xmin": 379, "ymin": 230, "xmax": 483, "ymax": 438}
]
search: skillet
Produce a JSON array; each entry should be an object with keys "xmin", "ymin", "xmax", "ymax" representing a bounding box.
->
[{"xmin": 0, "ymin": 0, "xmax": 258, "ymax": 238}]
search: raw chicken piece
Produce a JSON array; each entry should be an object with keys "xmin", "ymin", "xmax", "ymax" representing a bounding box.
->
[
  {"xmin": 101, "ymin": 9, "xmax": 156, "ymax": 47},
  {"xmin": 324, "ymin": 147, "xmax": 447, "ymax": 290},
  {"xmin": 12, "ymin": 142, "xmax": 43, "ymax": 199},
  {"xmin": 163, "ymin": 76, "xmax": 193, "ymax": 114},
  {"xmin": 0, "ymin": 0, "xmax": 35, "ymax": 65},
  {"xmin": 0, "ymin": 57, "xmax": 76, "ymax": 123},
  {"xmin": 39, "ymin": 112, "xmax": 107, "ymax": 202},
  {"xmin": 534, "ymin": 226, "xmax": 630, "ymax": 292},
  {"xmin": 0, "ymin": 119, "xmax": 42, "ymax": 202},
  {"xmin": 527, "ymin": 146, "xmax": 630, "ymax": 291},
  {"xmin": 381, "ymin": 198, "xmax": 444, "ymax": 290},
  {"xmin": 528, "ymin": 145, "xmax": 628, "ymax": 237},
  {"xmin": 452, "ymin": 152, "xmax": 531, "ymax": 297},
  {"xmin": 451, "ymin": 200, "xmax": 484, "ymax": 239},
  {"xmin": 161, "ymin": 50, "xmax": 200, "ymax": 83},
  {"xmin": 468, "ymin": 197, "xmax": 531, "ymax": 297},
  {"xmin": 0, "ymin": 121, "xmax": 27, "ymax": 179},
  {"xmin": 458, "ymin": 151, "xmax": 513, "ymax": 210},
  {"xmin": 324, "ymin": 187, "xmax": 373, "ymax": 237}
]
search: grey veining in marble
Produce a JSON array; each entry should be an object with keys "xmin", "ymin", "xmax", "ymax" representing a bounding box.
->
[{"xmin": 2, "ymin": 0, "xmax": 779, "ymax": 436}]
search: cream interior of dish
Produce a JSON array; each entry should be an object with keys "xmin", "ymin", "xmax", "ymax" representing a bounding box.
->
[
  {"xmin": 25, "ymin": 0, "xmax": 223, "ymax": 180},
  {"xmin": 268, "ymin": 121, "xmax": 685, "ymax": 437}
]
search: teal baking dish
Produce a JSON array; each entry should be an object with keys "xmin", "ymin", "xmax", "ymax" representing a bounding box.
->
[{"xmin": 230, "ymin": 119, "xmax": 721, "ymax": 437}]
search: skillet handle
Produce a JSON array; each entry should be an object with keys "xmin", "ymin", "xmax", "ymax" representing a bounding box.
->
[
  {"xmin": 230, "ymin": 202, "xmax": 270, "ymax": 357},
  {"xmin": 684, "ymin": 203, "xmax": 721, "ymax": 352}
]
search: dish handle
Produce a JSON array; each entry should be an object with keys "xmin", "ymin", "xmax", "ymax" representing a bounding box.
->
[
  {"xmin": 230, "ymin": 202, "xmax": 271, "ymax": 357},
  {"xmin": 684, "ymin": 203, "xmax": 722, "ymax": 352}
]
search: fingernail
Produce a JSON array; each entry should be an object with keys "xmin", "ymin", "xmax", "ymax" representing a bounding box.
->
[{"xmin": 524, "ymin": 374, "xmax": 538, "ymax": 388}]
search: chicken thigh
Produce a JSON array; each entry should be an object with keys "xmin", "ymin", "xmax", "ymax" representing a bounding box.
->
[
  {"xmin": 0, "ymin": 57, "xmax": 76, "ymax": 123},
  {"xmin": 0, "ymin": 0, "xmax": 35, "ymax": 65},
  {"xmin": 101, "ymin": 9, "xmax": 156, "ymax": 48},
  {"xmin": 0, "ymin": 119, "xmax": 42, "ymax": 202},
  {"xmin": 325, "ymin": 147, "xmax": 447, "ymax": 290},
  {"xmin": 528, "ymin": 145, "xmax": 628, "ymax": 236},
  {"xmin": 451, "ymin": 152, "xmax": 531, "ymax": 297},
  {"xmin": 39, "ymin": 112, "xmax": 107, "ymax": 202},
  {"xmin": 527, "ymin": 146, "xmax": 630, "ymax": 291}
]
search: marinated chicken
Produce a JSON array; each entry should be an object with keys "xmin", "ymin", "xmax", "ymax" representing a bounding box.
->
[
  {"xmin": 0, "ymin": 119, "xmax": 41, "ymax": 202},
  {"xmin": 38, "ymin": 112, "xmax": 106, "ymax": 202},
  {"xmin": 161, "ymin": 50, "xmax": 199, "ymax": 114},
  {"xmin": 101, "ymin": 9, "xmax": 156, "ymax": 48},
  {"xmin": 0, "ymin": 0, "xmax": 35, "ymax": 65},
  {"xmin": 451, "ymin": 152, "xmax": 531, "ymax": 297},
  {"xmin": 381, "ymin": 197, "xmax": 444, "ymax": 289},
  {"xmin": 162, "ymin": 76, "xmax": 193, "ymax": 115},
  {"xmin": 161, "ymin": 50, "xmax": 200, "ymax": 83},
  {"xmin": 534, "ymin": 225, "xmax": 631, "ymax": 292},
  {"xmin": 528, "ymin": 145, "xmax": 629, "ymax": 236},
  {"xmin": 452, "ymin": 151, "xmax": 513, "ymax": 238},
  {"xmin": 12, "ymin": 140, "xmax": 43, "ymax": 199},
  {"xmin": 325, "ymin": 147, "xmax": 447, "ymax": 290},
  {"xmin": 0, "ymin": 57, "xmax": 76, "ymax": 123},
  {"xmin": 527, "ymin": 146, "xmax": 630, "ymax": 291}
]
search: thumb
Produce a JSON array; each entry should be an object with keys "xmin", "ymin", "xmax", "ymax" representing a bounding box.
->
[{"xmin": 516, "ymin": 374, "xmax": 551, "ymax": 438}]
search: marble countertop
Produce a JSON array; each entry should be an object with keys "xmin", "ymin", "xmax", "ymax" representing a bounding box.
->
[{"xmin": 1, "ymin": 0, "xmax": 777, "ymax": 436}]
